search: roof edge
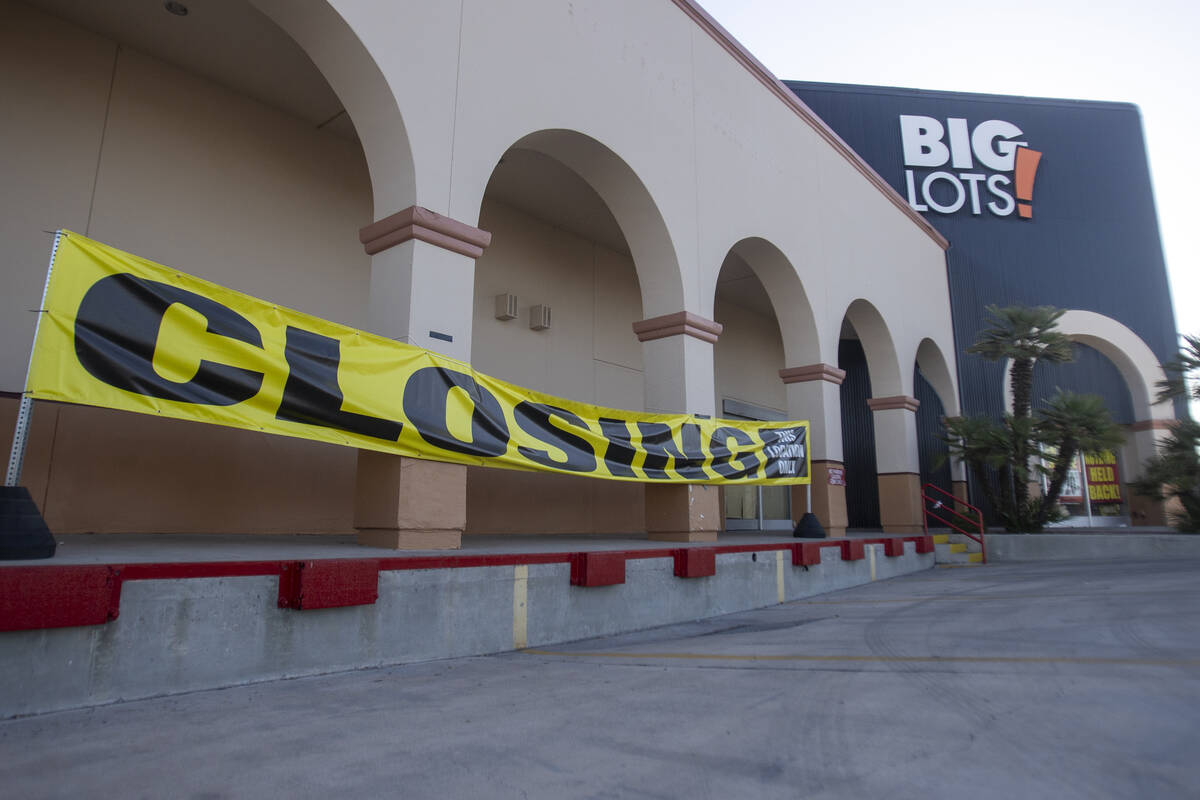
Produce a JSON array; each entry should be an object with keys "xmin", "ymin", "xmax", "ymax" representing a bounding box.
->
[
  {"xmin": 671, "ymin": 1, "xmax": 949, "ymax": 251},
  {"xmin": 783, "ymin": 80, "xmax": 1142, "ymax": 113}
]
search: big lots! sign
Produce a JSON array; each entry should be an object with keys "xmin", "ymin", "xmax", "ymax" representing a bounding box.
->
[{"xmin": 899, "ymin": 115, "xmax": 1043, "ymax": 220}]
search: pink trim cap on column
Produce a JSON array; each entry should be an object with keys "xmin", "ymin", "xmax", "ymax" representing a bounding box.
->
[
  {"xmin": 632, "ymin": 311, "xmax": 723, "ymax": 343},
  {"xmin": 360, "ymin": 206, "xmax": 493, "ymax": 258},
  {"xmin": 866, "ymin": 395, "xmax": 921, "ymax": 412},
  {"xmin": 779, "ymin": 363, "xmax": 846, "ymax": 385}
]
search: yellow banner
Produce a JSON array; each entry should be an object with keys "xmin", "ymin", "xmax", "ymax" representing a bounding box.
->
[{"xmin": 27, "ymin": 231, "xmax": 809, "ymax": 485}]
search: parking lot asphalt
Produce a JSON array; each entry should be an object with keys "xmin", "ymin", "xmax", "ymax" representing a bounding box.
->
[{"xmin": 2, "ymin": 558, "xmax": 1198, "ymax": 799}]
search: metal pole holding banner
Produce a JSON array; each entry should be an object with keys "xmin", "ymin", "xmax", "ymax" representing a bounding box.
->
[
  {"xmin": 1080, "ymin": 452, "xmax": 1094, "ymax": 528},
  {"xmin": 1, "ymin": 231, "xmax": 61, "ymax": 559},
  {"xmin": 793, "ymin": 472, "xmax": 826, "ymax": 538}
]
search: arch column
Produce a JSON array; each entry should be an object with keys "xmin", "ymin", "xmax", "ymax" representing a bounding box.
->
[
  {"xmin": 952, "ymin": 459, "xmax": 970, "ymax": 512},
  {"xmin": 780, "ymin": 364, "xmax": 848, "ymax": 537},
  {"xmin": 352, "ymin": 206, "xmax": 492, "ymax": 549},
  {"xmin": 999, "ymin": 310, "xmax": 1176, "ymax": 526},
  {"xmin": 868, "ymin": 395, "xmax": 924, "ymax": 533},
  {"xmin": 634, "ymin": 312, "xmax": 722, "ymax": 541},
  {"xmin": 1125, "ymin": 419, "xmax": 1175, "ymax": 526}
]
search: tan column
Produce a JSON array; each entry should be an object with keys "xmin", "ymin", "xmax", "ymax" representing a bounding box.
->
[
  {"xmin": 790, "ymin": 461, "xmax": 848, "ymax": 538},
  {"xmin": 352, "ymin": 206, "xmax": 491, "ymax": 549},
  {"xmin": 781, "ymin": 364, "xmax": 848, "ymax": 537},
  {"xmin": 877, "ymin": 473, "xmax": 923, "ymax": 534},
  {"xmin": 1124, "ymin": 419, "xmax": 1175, "ymax": 527},
  {"xmin": 354, "ymin": 452, "xmax": 466, "ymax": 549},
  {"xmin": 634, "ymin": 312, "xmax": 721, "ymax": 541},
  {"xmin": 868, "ymin": 395, "xmax": 923, "ymax": 534},
  {"xmin": 645, "ymin": 485, "xmax": 721, "ymax": 542}
]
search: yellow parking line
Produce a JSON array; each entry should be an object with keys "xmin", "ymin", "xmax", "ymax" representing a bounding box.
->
[
  {"xmin": 776, "ymin": 550, "xmax": 785, "ymax": 603},
  {"xmin": 513, "ymin": 564, "xmax": 528, "ymax": 650}
]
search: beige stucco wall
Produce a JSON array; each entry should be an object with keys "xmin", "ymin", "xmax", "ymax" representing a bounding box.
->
[
  {"xmin": 2, "ymin": 2, "xmax": 115, "ymax": 391},
  {"xmin": 713, "ymin": 298, "xmax": 787, "ymax": 418},
  {"xmin": 2, "ymin": 2, "xmax": 370, "ymax": 533},
  {"xmin": 470, "ymin": 199, "xmax": 644, "ymax": 409},
  {"xmin": 467, "ymin": 198, "xmax": 646, "ymax": 534},
  {"xmin": 367, "ymin": 0, "xmax": 958, "ymax": 431},
  {"xmin": 4, "ymin": 0, "xmax": 961, "ymax": 537},
  {"xmin": 262, "ymin": 0, "xmax": 957, "ymax": 425}
]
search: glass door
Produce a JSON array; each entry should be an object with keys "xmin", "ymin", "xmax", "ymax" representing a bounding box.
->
[{"xmin": 722, "ymin": 400, "xmax": 792, "ymax": 531}]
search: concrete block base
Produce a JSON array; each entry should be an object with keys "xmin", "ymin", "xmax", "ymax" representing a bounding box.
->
[
  {"xmin": 645, "ymin": 484, "xmax": 720, "ymax": 541},
  {"xmin": 879, "ymin": 472, "xmax": 922, "ymax": 533},
  {"xmin": 883, "ymin": 525, "xmax": 925, "ymax": 535},
  {"xmin": 647, "ymin": 530, "xmax": 719, "ymax": 542},
  {"xmin": 795, "ymin": 462, "xmax": 848, "ymax": 538},
  {"xmin": 354, "ymin": 453, "xmax": 466, "ymax": 550},
  {"xmin": 986, "ymin": 533, "xmax": 1200, "ymax": 561},
  {"xmin": 355, "ymin": 529, "xmax": 462, "ymax": 550}
]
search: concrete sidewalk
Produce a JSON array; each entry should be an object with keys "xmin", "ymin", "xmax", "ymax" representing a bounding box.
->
[
  {"xmin": 2, "ymin": 558, "xmax": 1196, "ymax": 799},
  {"xmin": 985, "ymin": 531, "xmax": 1200, "ymax": 561}
]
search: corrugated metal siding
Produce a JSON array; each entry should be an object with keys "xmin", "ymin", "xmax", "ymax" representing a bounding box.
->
[
  {"xmin": 786, "ymin": 81, "xmax": 1178, "ymax": 422},
  {"xmin": 838, "ymin": 339, "xmax": 881, "ymax": 528},
  {"xmin": 788, "ymin": 82, "xmax": 1178, "ymax": 518},
  {"xmin": 1033, "ymin": 343, "xmax": 1135, "ymax": 424},
  {"xmin": 915, "ymin": 365, "xmax": 952, "ymax": 493}
]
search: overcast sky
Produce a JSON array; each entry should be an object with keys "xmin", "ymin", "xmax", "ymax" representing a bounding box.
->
[{"xmin": 700, "ymin": 0, "xmax": 1198, "ymax": 349}]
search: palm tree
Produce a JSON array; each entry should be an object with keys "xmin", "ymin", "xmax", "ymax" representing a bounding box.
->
[
  {"xmin": 967, "ymin": 305, "xmax": 1074, "ymax": 511},
  {"xmin": 1133, "ymin": 334, "xmax": 1200, "ymax": 532},
  {"xmin": 968, "ymin": 305, "xmax": 1074, "ymax": 418},
  {"xmin": 943, "ymin": 413, "xmax": 1041, "ymax": 530},
  {"xmin": 1157, "ymin": 334, "xmax": 1200, "ymax": 403},
  {"xmin": 1133, "ymin": 420, "xmax": 1200, "ymax": 532},
  {"xmin": 1034, "ymin": 391, "xmax": 1125, "ymax": 527},
  {"xmin": 943, "ymin": 304, "xmax": 1127, "ymax": 531}
]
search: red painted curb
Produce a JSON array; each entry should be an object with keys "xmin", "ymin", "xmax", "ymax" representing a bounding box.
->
[
  {"xmin": 840, "ymin": 540, "xmax": 866, "ymax": 561},
  {"xmin": 0, "ymin": 565, "xmax": 120, "ymax": 631},
  {"xmin": 278, "ymin": 559, "xmax": 380, "ymax": 610},
  {"xmin": 674, "ymin": 548, "xmax": 716, "ymax": 578},
  {"xmin": 570, "ymin": 552, "xmax": 626, "ymax": 587},
  {"xmin": 0, "ymin": 537, "xmax": 935, "ymax": 630}
]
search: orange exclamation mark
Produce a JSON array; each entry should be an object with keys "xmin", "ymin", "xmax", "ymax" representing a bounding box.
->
[{"xmin": 1015, "ymin": 147, "xmax": 1042, "ymax": 219}]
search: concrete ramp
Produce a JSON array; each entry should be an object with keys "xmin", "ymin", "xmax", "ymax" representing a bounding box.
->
[{"xmin": 0, "ymin": 535, "xmax": 934, "ymax": 718}]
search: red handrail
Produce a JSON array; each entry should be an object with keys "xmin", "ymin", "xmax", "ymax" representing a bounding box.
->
[{"xmin": 921, "ymin": 483, "xmax": 986, "ymax": 564}]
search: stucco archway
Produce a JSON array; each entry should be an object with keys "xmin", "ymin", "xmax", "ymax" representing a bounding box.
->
[
  {"xmin": 915, "ymin": 338, "xmax": 960, "ymax": 418},
  {"xmin": 251, "ymin": 0, "xmax": 415, "ymax": 215},
  {"xmin": 1000, "ymin": 310, "xmax": 1171, "ymax": 423},
  {"xmin": 838, "ymin": 300, "xmax": 922, "ymax": 532},
  {"xmin": 841, "ymin": 299, "xmax": 904, "ymax": 399},
  {"xmin": 713, "ymin": 237, "xmax": 820, "ymax": 368},
  {"xmin": 710, "ymin": 238, "xmax": 808, "ymax": 531},
  {"xmin": 474, "ymin": 129, "xmax": 685, "ymax": 320}
]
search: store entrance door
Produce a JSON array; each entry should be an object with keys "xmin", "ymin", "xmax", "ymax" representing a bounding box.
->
[{"xmin": 722, "ymin": 399, "xmax": 792, "ymax": 531}]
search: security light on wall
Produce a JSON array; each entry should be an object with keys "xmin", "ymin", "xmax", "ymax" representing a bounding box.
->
[
  {"xmin": 530, "ymin": 304, "xmax": 552, "ymax": 331},
  {"xmin": 494, "ymin": 293, "xmax": 518, "ymax": 320}
]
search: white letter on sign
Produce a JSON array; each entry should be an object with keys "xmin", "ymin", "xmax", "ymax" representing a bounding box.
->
[
  {"xmin": 899, "ymin": 115, "xmax": 949, "ymax": 167},
  {"xmin": 971, "ymin": 120, "xmax": 1026, "ymax": 171}
]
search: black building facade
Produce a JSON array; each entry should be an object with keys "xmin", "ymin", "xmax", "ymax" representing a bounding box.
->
[{"xmin": 786, "ymin": 82, "xmax": 1179, "ymax": 525}]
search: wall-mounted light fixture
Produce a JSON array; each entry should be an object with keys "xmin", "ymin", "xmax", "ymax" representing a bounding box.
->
[
  {"xmin": 494, "ymin": 293, "xmax": 518, "ymax": 321},
  {"xmin": 530, "ymin": 304, "xmax": 552, "ymax": 331}
]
